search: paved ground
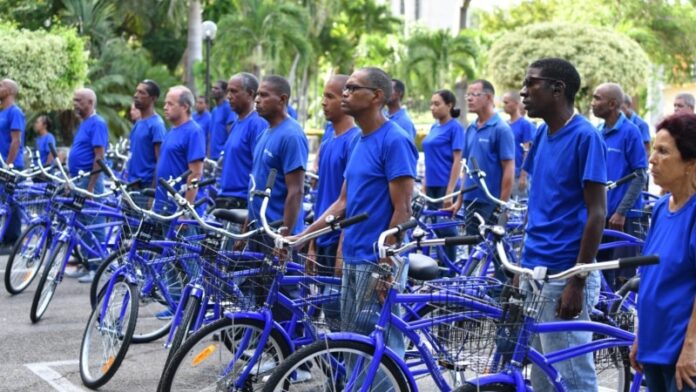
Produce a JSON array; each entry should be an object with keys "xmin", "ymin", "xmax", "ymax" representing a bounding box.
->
[{"xmin": 0, "ymin": 255, "xmax": 167, "ymax": 392}]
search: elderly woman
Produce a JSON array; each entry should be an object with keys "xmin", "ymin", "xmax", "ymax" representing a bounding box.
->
[{"xmin": 631, "ymin": 113, "xmax": 696, "ymax": 391}]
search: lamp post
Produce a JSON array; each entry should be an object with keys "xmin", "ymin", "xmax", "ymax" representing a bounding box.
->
[{"xmin": 202, "ymin": 20, "xmax": 218, "ymax": 105}]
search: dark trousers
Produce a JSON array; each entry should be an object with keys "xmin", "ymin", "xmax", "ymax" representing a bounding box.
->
[
  {"xmin": 425, "ymin": 186, "xmax": 459, "ymax": 262},
  {"xmin": 599, "ymin": 216, "xmax": 641, "ymax": 290},
  {"xmin": 464, "ymin": 200, "xmax": 496, "ymax": 236},
  {"xmin": 644, "ymin": 363, "xmax": 696, "ymax": 392},
  {"xmin": 4, "ymin": 201, "xmax": 22, "ymax": 245}
]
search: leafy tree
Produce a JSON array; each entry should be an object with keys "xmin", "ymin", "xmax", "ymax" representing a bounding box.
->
[
  {"xmin": 59, "ymin": 0, "xmax": 116, "ymax": 56},
  {"xmin": 487, "ymin": 22, "xmax": 650, "ymax": 113}
]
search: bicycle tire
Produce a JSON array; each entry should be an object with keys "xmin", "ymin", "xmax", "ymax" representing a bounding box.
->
[
  {"xmin": 4, "ymin": 222, "xmax": 50, "ymax": 294},
  {"xmin": 454, "ymin": 383, "xmax": 514, "ymax": 391},
  {"xmin": 159, "ymin": 316, "xmax": 292, "ymax": 392},
  {"xmin": 90, "ymin": 247, "xmax": 129, "ymax": 308},
  {"xmin": 261, "ymin": 339, "xmax": 410, "ymax": 392},
  {"xmin": 29, "ymin": 241, "xmax": 69, "ymax": 323},
  {"xmin": 163, "ymin": 295, "xmax": 202, "ymax": 370},
  {"xmin": 0, "ymin": 208, "xmax": 10, "ymax": 243},
  {"xmin": 79, "ymin": 276, "xmax": 139, "ymax": 389}
]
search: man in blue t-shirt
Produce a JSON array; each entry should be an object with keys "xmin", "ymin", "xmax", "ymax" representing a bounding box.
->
[
  {"xmin": 248, "ymin": 75, "xmax": 308, "ymax": 235},
  {"xmin": 217, "ymin": 72, "xmax": 268, "ymax": 209},
  {"xmin": 0, "ymin": 79, "xmax": 25, "ymax": 246},
  {"xmin": 503, "ymin": 90, "xmax": 535, "ymax": 199},
  {"xmin": 128, "ymin": 80, "xmax": 166, "ymax": 194},
  {"xmin": 291, "ymin": 68, "xmax": 418, "ymax": 365},
  {"xmin": 520, "ymin": 58, "xmax": 607, "ymax": 391},
  {"xmin": 447, "ymin": 80, "xmax": 515, "ymax": 235},
  {"xmin": 68, "ymin": 88, "xmax": 109, "ymax": 281},
  {"xmin": 193, "ymin": 95, "xmax": 211, "ymax": 142},
  {"xmin": 386, "ymin": 79, "xmax": 417, "ymax": 139},
  {"xmin": 621, "ymin": 94, "xmax": 651, "ymax": 160},
  {"xmin": 155, "ymin": 86, "xmax": 206, "ymax": 211},
  {"xmin": 208, "ymin": 80, "xmax": 233, "ymax": 160}
]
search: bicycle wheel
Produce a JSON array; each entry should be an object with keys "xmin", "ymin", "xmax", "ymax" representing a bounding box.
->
[
  {"xmin": 159, "ymin": 316, "xmax": 291, "ymax": 392},
  {"xmin": 0, "ymin": 207, "xmax": 10, "ymax": 243},
  {"xmin": 593, "ymin": 340, "xmax": 631, "ymax": 392},
  {"xmin": 262, "ymin": 339, "xmax": 410, "ymax": 392},
  {"xmin": 4, "ymin": 222, "xmax": 50, "ymax": 294},
  {"xmin": 163, "ymin": 295, "xmax": 202, "ymax": 369},
  {"xmin": 79, "ymin": 276, "xmax": 139, "ymax": 389},
  {"xmin": 454, "ymin": 383, "xmax": 514, "ymax": 391},
  {"xmin": 90, "ymin": 249, "xmax": 126, "ymax": 308},
  {"xmin": 30, "ymin": 241, "xmax": 69, "ymax": 323}
]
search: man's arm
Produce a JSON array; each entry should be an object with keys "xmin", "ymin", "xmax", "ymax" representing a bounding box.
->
[
  {"xmin": 185, "ymin": 160, "xmax": 204, "ymax": 203},
  {"xmin": 444, "ymin": 151, "xmax": 462, "ymax": 207},
  {"xmin": 7, "ymin": 131, "xmax": 20, "ymax": 166},
  {"xmin": 282, "ymin": 169, "xmax": 305, "ymax": 234},
  {"xmin": 87, "ymin": 146, "xmax": 105, "ymax": 193},
  {"xmin": 384, "ymin": 176, "xmax": 415, "ymax": 250},
  {"xmin": 609, "ymin": 169, "xmax": 647, "ymax": 230},
  {"xmin": 499, "ymin": 159, "xmax": 514, "ymax": 202},
  {"xmin": 154, "ymin": 143, "xmax": 161, "ymax": 161},
  {"xmin": 300, "ymin": 182, "xmax": 348, "ymax": 236}
]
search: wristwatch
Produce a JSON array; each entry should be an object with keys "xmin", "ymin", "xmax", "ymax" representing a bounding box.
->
[{"xmin": 377, "ymin": 262, "xmax": 393, "ymax": 277}]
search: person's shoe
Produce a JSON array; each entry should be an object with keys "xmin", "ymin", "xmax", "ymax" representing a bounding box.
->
[
  {"xmin": 155, "ymin": 309, "xmax": 174, "ymax": 320},
  {"xmin": 78, "ymin": 270, "xmax": 96, "ymax": 283},
  {"xmin": 64, "ymin": 265, "xmax": 89, "ymax": 278}
]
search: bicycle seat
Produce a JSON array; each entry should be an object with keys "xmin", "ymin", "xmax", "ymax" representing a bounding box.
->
[
  {"xmin": 407, "ymin": 253, "xmax": 440, "ymax": 281},
  {"xmin": 212, "ymin": 208, "xmax": 248, "ymax": 225}
]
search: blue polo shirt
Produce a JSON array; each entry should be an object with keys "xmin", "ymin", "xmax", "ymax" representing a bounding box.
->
[
  {"xmin": 422, "ymin": 119, "xmax": 464, "ymax": 187},
  {"xmin": 209, "ymin": 100, "xmax": 232, "ymax": 159},
  {"xmin": 509, "ymin": 117, "xmax": 535, "ymax": 177},
  {"xmin": 343, "ymin": 121, "xmax": 418, "ymax": 263},
  {"xmin": 637, "ymin": 194, "xmax": 696, "ymax": 364},
  {"xmin": 628, "ymin": 112, "xmax": 651, "ymax": 144},
  {"xmin": 36, "ymin": 133, "xmax": 57, "ymax": 165},
  {"xmin": 154, "ymin": 120, "xmax": 205, "ymax": 205},
  {"xmin": 0, "ymin": 104, "xmax": 25, "ymax": 168},
  {"xmin": 193, "ymin": 110, "xmax": 211, "ymax": 142},
  {"xmin": 522, "ymin": 115, "xmax": 607, "ymax": 271},
  {"xmin": 248, "ymin": 117, "xmax": 308, "ymax": 235},
  {"xmin": 463, "ymin": 112, "xmax": 515, "ymax": 202},
  {"xmin": 599, "ymin": 113, "xmax": 647, "ymax": 217},
  {"xmin": 315, "ymin": 123, "xmax": 360, "ymax": 247},
  {"xmin": 388, "ymin": 108, "xmax": 417, "ymax": 140},
  {"xmin": 69, "ymin": 114, "xmax": 108, "ymax": 176},
  {"xmin": 219, "ymin": 111, "xmax": 268, "ymax": 198},
  {"xmin": 128, "ymin": 114, "xmax": 166, "ymax": 185}
]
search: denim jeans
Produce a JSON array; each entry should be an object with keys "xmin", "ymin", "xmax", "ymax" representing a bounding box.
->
[
  {"xmin": 75, "ymin": 175, "xmax": 105, "ymax": 269},
  {"xmin": 512, "ymin": 175, "xmax": 529, "ymax": 200},
  {"xmin": 521, "ymin": 270, "xmax": 601, "ymax": 392},
  {"xmin": 644, "ymin": 363, "xmax": 696, "ymax": 392},
  {"xmin": 316, "ymin": 243, "xmax": 341, "ymax": 325},
  {"xmin": 425, "ymin": 186, "xmax": 460, "ymax": 263},
  {"xmin": 599, "ymin": 216, "xmax": 642, "ymax": 290}
]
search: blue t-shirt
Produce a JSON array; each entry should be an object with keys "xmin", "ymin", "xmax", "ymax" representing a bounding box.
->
[
  {"xmin": 0, "ymin": 104, "xmax": 25, "ymax": 168},
  {"xmin": 315, "ymin": 123, "xmax": 360, "ymax": 247},
  {"xmin": 422, "ymin": 119, "xmax": 464, "ymax": 187},
  {"xmin": 599, "ymin": 113, "xmax": 647, "ymax": 217},
  {"xmin": 193, "ymin": 110, "xmax": 211, "ymax": 143},
  {"xmin": 219, "ymin": 111, "xmax": 268, "ymax": 198},
  {"xmin": 154, "ymin": 120, "xmax": 206, "ymax": 204},
  {"xmin": 522, "ymin": 115, "xmax": 607, "ymax": 271},
  {"xmin": 463, "ymin": 113, "xmax": 515, "ymax": 202},
  {"xmin": 637, "ymin": 194, "xmax": 696, "ymax": 365},
  {"xmin": 628, "ymin": 112, "xmax": 651, "ymax": 144},
  {"xmin": 248, "ymin": 117, "xmax": 308, "ymax": 235},
  {"xmin": 343, "ymin": 121, "xmax": 418, "ymax": 263},
  {"xmin": 209, "ymin": 100, "xmax": 232, "ymax": 159},
  {"xmin": 36, "ymin": 133, "xmax": 57, "ymax": 166},
  {"xmin": 389, "ymin": 108, "xmax": 417, "ymax": 140},
  {"xmin": 128, "ymin": 114, "xmax": 166, "ymax": 185},
  {"xmin": 288, "ymin": 105, "xmax": 298, "ymax": 120},
  {"xmin": 509, "ymin": 117, "xmax": 535, "ymax": 177},
  {"xmin": 69, "ymin": 114, "xmax": 108, "ymax": 176}
]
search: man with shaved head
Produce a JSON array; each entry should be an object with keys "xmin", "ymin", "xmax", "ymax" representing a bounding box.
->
[
  {"xmin": 591, "ymin": 82, "xmax": 647, "ymax": 287},
  {"xmin": 0, "ymin": 78, "xmax": 26, "ymax": 247},
  {"xmin": 68, "ymin": 87, "xmax": 109, "ymax": 281},
  {"xmin": 503, "ymin": 90, "xmax": 535, "ymax": 198}
]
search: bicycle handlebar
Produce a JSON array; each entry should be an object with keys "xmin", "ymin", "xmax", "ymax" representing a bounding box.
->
[
  {"xmin": 466, "ymin": 157, "xmax": 526, "ymax": 213},
  {"xmin": 607, "ymin": 171, "xmax": 639, "ymax": 190}
]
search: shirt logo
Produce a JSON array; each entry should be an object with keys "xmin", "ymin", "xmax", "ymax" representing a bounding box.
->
[
  {"xmin": 478, "ymin": 138, "xmax": 490, "ymax": 143},
  {"xmin": 607, "ymin": 147, "xmax": 622, "ymax": 153},
  {"xmin": 264, "ymin": 148, "xmax": 274, "ymax": 158}
]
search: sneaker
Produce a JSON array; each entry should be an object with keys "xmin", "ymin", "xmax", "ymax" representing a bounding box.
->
[
  {"xmin": 78, "ymin": 270, "xmax": 96, "ymax": 283},
  {"xmin": 64, "ymin": 265, "xmax": 89, "ymax": 278},
  {"xmin": 155, "ymin": 309, "xmax": 174, "ymax": 320}
]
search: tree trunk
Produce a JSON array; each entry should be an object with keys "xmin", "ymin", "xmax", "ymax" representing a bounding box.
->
[
  {"xmin": 184, "ymin": 0, "xmax": 202, "ymax": 94},
  {"xmin": 459, "ymin": 0, "xmax": 473, "ymax": 30},
  {"xmin": 455, "ymin": 79, "xmax": 468, "ymax": 128},
  {"xmin": 298, "ymin": 63, "xmax": 310, "ymax": 126}
]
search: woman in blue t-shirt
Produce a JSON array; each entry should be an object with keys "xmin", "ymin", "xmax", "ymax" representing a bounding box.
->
[
  {"xmin": 421, "ymin": 89, "xmax": 464, "ymax": 262},
  {"xmin": 33, "ymin": 115, "xmax": 56, "ymax": 166},
  {"xmin": 631, "ymin": 113, "xmax": 696, "ymax": 391}
]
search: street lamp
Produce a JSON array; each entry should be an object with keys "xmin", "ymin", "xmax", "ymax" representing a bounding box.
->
[{"xmin": 202, "ymin": 20, "xmax": 218, "ymax": 105}]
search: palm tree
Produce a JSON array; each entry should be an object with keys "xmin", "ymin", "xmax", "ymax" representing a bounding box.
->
[{"xmin": 60, "ymin": 0, "xmax": 116, "ymax": 56}]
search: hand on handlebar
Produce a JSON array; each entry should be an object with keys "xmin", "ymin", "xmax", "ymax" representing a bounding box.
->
[{"xmin": 440, "ymin": 197, "xmax": 462, "ymax": 217}]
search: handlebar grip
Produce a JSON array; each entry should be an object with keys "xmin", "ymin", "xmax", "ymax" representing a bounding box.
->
[
  {"xmin": 618, "ymin": 255, "xmax": 659, "ymax": 269},
  {"xmin": 395, "ymin": 218, "xmax": 418, "ymax": 233},
  {"xmin": 197, "ymin": 178, "xmax": 216, "ymax": 187},
  {"xmin": 608, "ymin": 171, "xmax": 638, "ymax": 189},
  {"xmin": 158, "ymin": 178, "xmax": 178, "ymax": 196},
  {"xmin": 469, "ymin": 157, "xmax": 480, "ymax": 172},
  {"xmin": 444, "ymin": 235, "xmax": 481, "ymax": 246},
  {"xmin": 48, "ymin": 142, "xmax": 58, "ymax": 158},
  {"xmin": 460, "ymin": 184, "xmax": 478, "ymax": 195},
  {"xmin": 265, "ymin": 169, "xmax": 277, "ymax": 190},
  {"xmin": 179, "ymin": 169, "xmax": 192, "ymax": 182},
  {"xmin": 337, "ymin": 213, "xmax": 368, "ymax": 229}
]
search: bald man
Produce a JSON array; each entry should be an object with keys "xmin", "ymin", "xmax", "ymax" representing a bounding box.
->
[
  {"xmin": 591, "ymin": 83, "xmax": 647, "ymax": 287},
  {"xmin": 0, "ymin": 78, "xmax": 26, "ymax": 247},
  {"xmin": 502, "ymin": 91, "xmax": 535, "ymax": 198},
  {"xmin": 68, "ymin": 88, "xmax": 109, "ymax": 281}
]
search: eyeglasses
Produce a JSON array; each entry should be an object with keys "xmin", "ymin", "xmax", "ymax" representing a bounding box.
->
[
  {"xmin": 466, "ymin": 92, "xmax": 487, "ymax": 98},
  {"xmin": 343, "ymin": 84, "xmax": 379, "ymax": 94},
  {"xmin": 522, "ymin": 76, "xmax": 566, "ymax": 89}
]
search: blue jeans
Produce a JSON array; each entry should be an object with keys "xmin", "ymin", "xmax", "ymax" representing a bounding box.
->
[
  {"xmin": 521, "ymin": 270, "xmax": 601, "ymax": 392},
  {"xmin": 425, "ymin": 186, "xmax": 460, "ymax": 263},
  {"xmin": 644, "ymin": 363, "xmax": 696, "ymax": 392},
  {"xmin": 75, "ymin": 175, "xmax": 105, "ymax": 269},
  {"xmin": 316, "ymin": 243, "xmax": 341, "ymax": 324}
]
